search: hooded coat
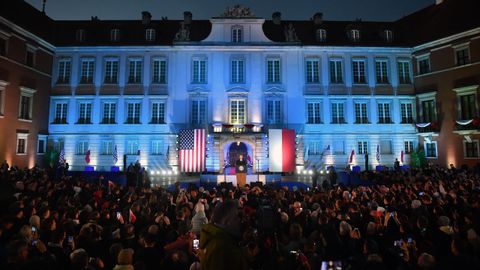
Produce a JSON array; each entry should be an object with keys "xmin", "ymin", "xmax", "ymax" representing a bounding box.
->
[{"xmin": 199, "ymin": 223, "xmax": 247, "ymax": 270}]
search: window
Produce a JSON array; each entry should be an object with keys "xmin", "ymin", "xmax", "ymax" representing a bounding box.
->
[
  {"xmin": 77, "ymin": 102, "xmax": 92, "ymax": 124},
  {"xmin": 101, "ymin": 141, "xmax": 114, "ymax": 155},
  {"xmin": 400, "ymin": 102, "xmax": 414, "ymax": 123},
  {"xmin": 333, "ymin": 140, "xmax": 344, "ymax": 154},
  {"xmin": 352, "ymin": 59, "xmax": 366, "ymax": 84},
  {"xmin": 80, "ymin": 58, "xmax": 95, "ymax": 84},
  {"xmin": 464, "ymin": 141, "xmax": 479, "ymax": 158},
  {"xmin": 126, "ymin": 102, "xmax": 141, "ymax": 124},
  {"xmin": 375, "ymin": 59, "xmax": 389, "ymax": 84},
  {"xmin": 151, "ymin": 140, "xmax": 164, "ymax": 155},
  {"xmin": 307, "ymin": 101, "xmax": 321, "ymax": 124},
  {"xmin": 16, "ymin": 133, "xmax": 28, "ymax": 155},
  {"xmin": 329, "ymin": 59, "xmax": 343, "ymax": 84},
  {"xmin": 425, "ymin": 142, "xmax": 437, "ymax": 158},
  {"xmin": 152, "ymin": 58, "xmax": 167, "ymax": 84},
  {"xmin": 25, "ymin": 47, "xmax": 35, "ymax": 67},
  {"xmin": 0, "ymin": 37, "xmax": 7, "ymax": 56},
  {"xmin": 380, "ymin": 140, "xmax": 392, "ymax": 154},
  {"xmin": 104, "ymin": 58, "xmax": 119, "ymax": 84},
  {"xmin": 53, "ymin": 140, "xmax": 65, "ymax": 153},
  {"xmin": 316, "ymin": 29, "xmax": 327, "ymax": 42},
  {"xmin": 230, "ymin": 99, "xmax": 246, "ymax": 124},
  {"xmin": 76, "ymin": 141, "xmax": 89, "ymax": 155},
  {"xmin": 459, "ymin": 94, "xmax": 476, "ymax": 120},
  {"xmin": 308, "ymin": 141, "xmax": 322, "ymax": 155},
  {"xmin": 57, "ymin": 58, "xmax": 71, "ymax": 84},
  {"xmin": 145, "ymin": 28, "xmax": 156, "ymax": 42},
  {"xmin": 126, "ymin": 141, "xmax": 139, "ymax": 155},
  {"xmin": 75, "ymin": 29, "xmax": 85, "ymax": 42},
  {"xmin": 191, "ymin": 99, "xmax": 206, "ymax": 125},
  {"xmin": 232, "ymin": 26, "xmax": 243, "ymax": 43},
  {"xmin": 192, "ymin": 58, "xmax": 207, "ymax": 84},
  {"xmin": 19, "ymin": 87, "xmax": 36, "ymax": 120},
  {"xmin": 404, "ymin": 141, "xmax": 414, "ymax": 154},
  {"xmin": 377, "ymin": 102, "xmax": 391, "ymax": 123},
  {"xmin": 266, "ymin": 58, "xmax": 281, "ymax": 83},
  {"xmin": 37, "ymin": 135, "xmax": 46, "ymax": 154},
  {"xmin": 53, "ymin": 102, "xmax": 68, "ymax": 124},
  {"xmin": 151, "ymin": 101, "xmax": 165, "ymax": 124},
  {"xmin": 421, "ymin": 100, "xmax": 436, "ymax": 122},
  {"xmin": 102, "ymin": 102, "xmax": 116, "ymax": 124},
  {"xmin": 455, "ymin": 47, "xmax": 470, "ymax": 66},
  {"xmin": 0, "ymin": 82, "xmax": 5, "ymax": 116},
  {"xmin": 417, "ymin": 57, "xmax": 430, "ymax": 75},
  {"xmin": 357, "ymin": 141, "xmax": 368, "ymax": 155},
  {"xmin": 331, "ymin": 102, "xmax": 345, "ymax": 124},
  {"xmin": 351, "ymin": 29, "xmax": 360, "ymax": 42},
  {"xmin": 355, "ymin": 102, "xmax": 368, "ymax": 124},
  {"xmin": 397, "ymin": 60, "xmax": 411, "ymax": 84},
  {"xmin": 267, "ymin": 99, "xmax": 282, "ymax": 124},
  {"xmin": 128, "ymin": 58, "xmax": 142, "ymax": 84},
  {"xmin": 305, "ymin": 58, "xmax": 320, "ymax": 84},
  {"xmin": 384, "ymin": 30, "xmax": 393, "ymax": 42},
  {"xmin": 110, "ymin": 29, "xmax": 120, "ymax": 42},
  {"xmin": 231, "ymin": 59, "xmax": 245, "ymax": 83}
]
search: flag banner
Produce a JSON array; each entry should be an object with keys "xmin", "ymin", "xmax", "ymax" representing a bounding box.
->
[
  {"xmin": 129, "ymin": 209, "xmax": 137, "ymax": 224},
  {"xmin": 247, "ymin": 154, "xmax": 252, "ymax": 166},
  {"xmin": 85, "ymin": 150, "xmax": 91, "ymax": 164},
  {"xmin": 320, "ymin": 145, "xmax": 331, "ymax": 161},
  {"xmin": 179, "ymin": 129, "xmax": 206, "ymax": 172},
  {"xmin": 113, "ymin": 145, "xmax": 118, "ymax": 164},
  {"xmin": 165, "ymin": 145, "xmax": 170, "ymax": 163},
  {"xmin": 376, "ymin": 145, "xmax": 381, "ymax": 163},
  {"xmin": 401, "ymin": 150, "xmax": 404, "ymax": 163},
  {"xmin": 58, "ymin": 149, "xmax": 66, "ymax": 166},
  {"xmin": 268, "ymin": 129, "xmax": 295, "ymax": 172},
  {"xmin": 304, "ymin": 146, "xmax": 309, "ymax": 162},
  {"xmin": 349, "ymin": 149, "xmax": 355, "ymax": 164}
]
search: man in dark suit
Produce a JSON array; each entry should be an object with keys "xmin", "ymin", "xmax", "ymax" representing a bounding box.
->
[{"xmin": 236, "ymin": 155, "xmax": 247, "ymax": 187}]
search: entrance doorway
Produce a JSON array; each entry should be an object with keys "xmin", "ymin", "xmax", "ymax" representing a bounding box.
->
[{"xmin": 228, "ymin": 142, "xmax": 248, "ymax": 168}]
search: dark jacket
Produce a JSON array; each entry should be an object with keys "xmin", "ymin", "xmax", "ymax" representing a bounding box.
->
[{"xmin": 199, "ymin": 224, "xmax": 247, "ymax": 270}]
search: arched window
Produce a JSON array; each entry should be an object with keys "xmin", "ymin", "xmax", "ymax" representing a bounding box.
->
[
  {"xmin": 145, "ymin": 28, "xmax": 156, "ymax": 42},
  {"xmin": 350, "ymin": 29, "xmax": 360, "ymax": 42},
  {"xmin": 384, "ymin": 30, "xmax": 393, "ymax": 42},
  {"xmin": 232, "ymin": 26, "xmax": 243, "ymax": 43},
  {"xmin": 316, "ymin": 29, "xmax": 327, "ymax": 42},
  {"xmin": 110, "ymin": 29, "xmax": 120, "ymax": 42}
]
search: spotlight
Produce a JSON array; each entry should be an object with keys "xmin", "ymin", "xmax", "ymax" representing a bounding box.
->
[
  {"xmin": 162, "ymin": 170, "xmax": 166, "ymax": 175},
  {"xmin": 308, "ymin": 170, "xmax": 313, "ymax": 175},
  {"xmin": 167, "ymin": 171, "xmax": 172, "ymax": 175},
  {"xmin": 320, "ymin": 170, "xmax": 324, "ymax": 174},
  {"xmin": 150, "ymin": 171, "xmax": 155, "ymax": 176},
  {"xmin": 156, "ymin": 170, "xmax": 160, "ymax": 175}
]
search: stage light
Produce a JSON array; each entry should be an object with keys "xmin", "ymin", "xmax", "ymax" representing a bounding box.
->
[
  {"xmin": 167, "ymin": 171, "xmax": 172, "ymax": 175},
  {"xmin": 320, "ymin": 170, "xmax": 324, "ymax": 174},
  {"xmin": 308, "ymin": 170, "xmax": 313, "ymax": 175},
  {"xmin": 174, "ymin": 171, "xmax": 179, "ymax": 175},
  {"xmin": 156, "ymin": 171, "xmax": 160, "ymax": 175},
  {"xmin": 150, "ymin": 171, "xmax": 155, "ymax": 175},
  {"xmin": 162, "ymin": 170, "xmax": 166, "ymax": 175}
]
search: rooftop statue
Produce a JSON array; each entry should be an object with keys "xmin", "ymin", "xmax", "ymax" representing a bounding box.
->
[{"xmin": 221, "ymin": 5, "xmax": 255, "ymax": 18}]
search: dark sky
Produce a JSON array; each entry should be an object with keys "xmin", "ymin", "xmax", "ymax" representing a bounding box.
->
[{"xmin": 26, "ymin": 0, "xmax": 434, "ymax": 21}]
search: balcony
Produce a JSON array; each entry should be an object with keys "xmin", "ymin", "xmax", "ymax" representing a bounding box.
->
[
  {"xmin": 416, "ymin": 121, "xmax": 440, "ymax": 136},
  {"xmin": 453, "ymin": 119, "xmax": 480, "ymax": 136},
  {"xmin": 211, "ymin": 123, "xmax": 263, "ymax": 134}
]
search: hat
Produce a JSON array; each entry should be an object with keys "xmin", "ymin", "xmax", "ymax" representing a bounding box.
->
[{"xmin": 117, "ymin": 248, "xmax": 134, "ymax": 265}]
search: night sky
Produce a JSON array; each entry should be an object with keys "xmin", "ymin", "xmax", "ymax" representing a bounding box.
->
[{"xmin": 25, "ymin": 0, "xmax": 434, "ymax": 21}]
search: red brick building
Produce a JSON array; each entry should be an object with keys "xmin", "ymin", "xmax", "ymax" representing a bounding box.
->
[
  {"xmin": 397, "ymin": 0, "xmax": 480, "ymax": 167},
  {"xmin": 0, "ymin": 2, "xmax": 54, "ymax": 168}
]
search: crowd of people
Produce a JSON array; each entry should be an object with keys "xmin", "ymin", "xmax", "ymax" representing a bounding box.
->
[{"xmin": 1, "ymin": 160, "xmax": 480, "ymax": 270}]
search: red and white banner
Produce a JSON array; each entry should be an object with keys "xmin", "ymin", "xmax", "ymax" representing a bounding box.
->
[
  {"xmin": 179, "ymin": 129, "xmax": 206, "ymax": 172},
  {"xmin": 268, "ymin": 129, "xmax": 295, "ymax": 172}
]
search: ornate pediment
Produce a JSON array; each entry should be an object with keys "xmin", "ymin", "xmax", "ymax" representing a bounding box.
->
[
  {"xmin": 226, "ymin": 86, "xmax": 249, "ymax": 94},
  {"xmin": 220, "ymin": 5, "xmax": 255, "ymax": 18},
  {"xmin": 264, "ymin": 85, "xmax": 285, "ymax": 93}
]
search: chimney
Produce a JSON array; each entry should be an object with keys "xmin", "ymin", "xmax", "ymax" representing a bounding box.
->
[
  {"xmin": 435, "ymin": 0, "xmax": 444, "ymax": 4},
  {"xmin": 272, "ymin": 12, "xmax": 282, "ymax": 25},
  {"xmin": 183, "ymin": 11, "xmax": 192, "ymax": 25},
  {"xmin": 313, "ymin": 12, "xmax": 323, "ymax": 25},
  {"xmin": 142, "ymin": 11, "xmax": 152, "ymax": 25}
]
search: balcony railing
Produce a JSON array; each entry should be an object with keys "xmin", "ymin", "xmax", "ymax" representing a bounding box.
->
[
  {"xmin": 416, "ymin": 123, "xmax": 440, "ymax": 133},
  {"xmin": 211, "ymin": 123, "xmax": 263, "ymax": 133}
]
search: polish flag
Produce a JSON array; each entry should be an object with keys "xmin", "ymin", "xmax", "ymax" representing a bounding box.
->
[
  {"xmin": 349, "ymin": 149, "xmax": 355, "ymax": 164},
  {"xmin": 268, "ymin": 129, "xmax": 295, "ymax": 172},
  {"xmin": 129, "ymin": 209, "xmax": 137, "ymax": 224},
  {"xmin": 401, "ymin": 150, "xmax": 404, "ymax": 163}
]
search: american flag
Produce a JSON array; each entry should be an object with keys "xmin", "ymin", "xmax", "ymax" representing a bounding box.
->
[
  {"xmin": 112, "ymin": 145, "xmax": 118, "ymax": 164},
  {"xmin": 376, "ymin": 144, "xmax": 381, "ymax": 163},
  {"xmin": 58, "ymin": 149, "xmax": 66, "ymax": 166},
  {"xmin": 178, "ymin": 129, "xmax": 206, "ymax": 172}
]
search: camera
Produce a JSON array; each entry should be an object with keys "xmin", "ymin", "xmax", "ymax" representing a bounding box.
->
[{"xmin": 193, "ymin": 239, "xmax": 199, "ymax": 250}]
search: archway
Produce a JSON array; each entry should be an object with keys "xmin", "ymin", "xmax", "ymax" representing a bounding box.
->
[{"xmin": 228, "ymin": 142, "xmax": 248, "ymax": 167}]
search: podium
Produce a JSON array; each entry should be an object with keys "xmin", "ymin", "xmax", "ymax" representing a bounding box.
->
[{"xmin": 236, "ymin": 162, "xmax": 247, "ymax": 187}]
